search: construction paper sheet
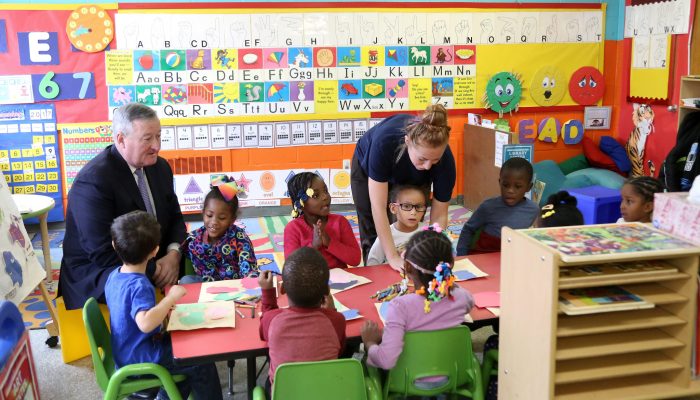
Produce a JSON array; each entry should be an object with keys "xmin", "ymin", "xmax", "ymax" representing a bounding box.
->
[
  {"xmin": 167, "ymin": 301, "xmax": 236, "ymax": 331},
  {"xmin": 474, "ymin": 292, "xmax": 501, "ymax": 308},
  {"xmin": 452, "ymin": 258, "xmax": 488, "ymax": 282},
  {"xmin": 486, "ymin": 307, "xmax": 500, "ymax": 317},
  {"xmin": 198, "ymin": 277, "xmax": 263, "ymax": 303},
  {"xmin": 328, "ymin": 268, "xmax": 372, "ymax": 294},
  {"xmin": 334, "ymin": 296, "xmax": 362, "ymax": 321},
  {"xmin": 257, "ymin": 252, "xmax": 284, "ymax": 275}
]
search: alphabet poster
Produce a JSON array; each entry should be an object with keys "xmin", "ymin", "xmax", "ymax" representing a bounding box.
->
[
  {"xmin": 0, "ymin": 170, "xmax": 46, "ymax": 305},
  {"xmin": 109, "ymin": 8, "xmax": 603, "ymax": 120}
]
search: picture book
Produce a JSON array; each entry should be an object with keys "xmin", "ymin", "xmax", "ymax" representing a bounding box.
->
[
  {"xmin": 523, "ymin": 223, "xmax": 696, "ymax": 257},
  {"xmin": 559, "ymin": 260, "xmax": 678, "ymax": 284},
  {"xmin": 198, "ymin": 277, "xmax": 263, "ymax": 303},
  {"xmin": 558, "ymin": 286, "xmax": 654, "ymax": 315},
  {"xmin": 453, "ymin": 258, "xmax": 488, "ymax": 281},
  {"xmin": 328, "ymin": 268, "xmax": 372, "ymax": 294},
  {"xmin": 167, "ymin": 301, "xmax": 236, "ymax": 331}
]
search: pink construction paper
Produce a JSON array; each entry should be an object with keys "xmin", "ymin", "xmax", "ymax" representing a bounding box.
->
[
  {"xmin": 205, "ymin": 306, "xmax": 231, "ymax": 320},
  {"xmin": 241, "ymin": 277, "xmax": 259, "ymax": 289},
  {"xmin": 206, "ymin": 286, "xmax": 239, "ymax": 294},
  {"xmin": 474, "ymin": 292, "xmax": 500, "ymax": 308}
]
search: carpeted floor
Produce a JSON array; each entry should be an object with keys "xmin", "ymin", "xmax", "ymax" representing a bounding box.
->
[{"xmin": 20, "ymin": 205, "xmax": 471, "ymax": 329}]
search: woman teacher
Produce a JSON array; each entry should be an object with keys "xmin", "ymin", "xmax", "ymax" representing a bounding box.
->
[{"xmin": 351, "ymin": 104, "xmax": 456, "ymax": 271}]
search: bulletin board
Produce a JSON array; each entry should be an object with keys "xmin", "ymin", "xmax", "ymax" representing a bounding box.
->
[{"xmin": 0, "ymin": 3, "xmax": 606, "ymax": 210}]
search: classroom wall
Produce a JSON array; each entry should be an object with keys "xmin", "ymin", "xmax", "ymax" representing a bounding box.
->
[{"xmin": 6, "ymin": 0, "xmax": 685, "ymax": 207}]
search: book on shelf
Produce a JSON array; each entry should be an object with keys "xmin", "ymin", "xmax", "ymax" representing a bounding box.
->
[
  {"xmin": 559, "ymin": 260, "xmax": 678, "ymax": 283},
  {"xmin": 559, "ymin": 285, "xmax": 654, "ymax": 316}
]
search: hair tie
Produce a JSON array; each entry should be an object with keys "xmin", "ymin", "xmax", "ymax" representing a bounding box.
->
[
  {"xmin": 291, "ymin": 187, "xmax": 315, "ymax": 218},
  {"xmin": 420, "ymin": 261, "xmax": 455, "ymax": 313},
  {"xmin": 542, "ymin": 210, "xmax": 555, "ymax": 219},
  {"xmin": 422, "ymin": 223, "xmax": 443, "ymax": 234},
  {"xmin": 210, "ymin": 175, "xmax": 244, "ymax": 202}
]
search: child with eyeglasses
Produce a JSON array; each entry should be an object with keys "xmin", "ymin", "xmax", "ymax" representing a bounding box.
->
[{"xmin": 366, "ymin": 185, "xmax": 428, "ymax": 266}]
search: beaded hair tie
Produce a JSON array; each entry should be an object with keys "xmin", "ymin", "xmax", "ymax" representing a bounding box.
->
[
  {"xmin": 291, "ymin": 188, "xmax": 315, "ymax": 218},
  {"xmin": 412, "ymin": 260, "xmax": 456, "ymax": 313}
]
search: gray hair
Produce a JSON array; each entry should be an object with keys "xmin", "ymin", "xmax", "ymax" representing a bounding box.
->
[{"xmin": 112, "ymin": 103, "xmax": 158, "ymax": 141}]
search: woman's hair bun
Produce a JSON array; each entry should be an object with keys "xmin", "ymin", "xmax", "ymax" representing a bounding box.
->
[{"xmin": 422, "ymin": 104, "xmax": 448, "ymax": 128}]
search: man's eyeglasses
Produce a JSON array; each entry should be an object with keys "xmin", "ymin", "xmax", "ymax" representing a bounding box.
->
[{"xmin": 393, "ymin": 203, "xmax": 427, "ymax": 212}]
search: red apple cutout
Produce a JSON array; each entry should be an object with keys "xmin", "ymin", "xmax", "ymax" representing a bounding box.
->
[{"xmin": 139, "ymin": 54, "xmax": 154, "ymax": 70}]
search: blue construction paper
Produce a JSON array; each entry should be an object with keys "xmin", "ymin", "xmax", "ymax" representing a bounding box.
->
[{"xmin": 18, "ymin": 32, "xmax": 59, "ymax": 65}]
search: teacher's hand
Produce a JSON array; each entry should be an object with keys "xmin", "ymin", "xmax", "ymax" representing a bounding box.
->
[
  {"xmin": 387, "ymin": 253, "xmax": 404, "ymax": 273},
  {"xmin": 154, "ymin": 250, "xmax": 180, "ymax": 288}
]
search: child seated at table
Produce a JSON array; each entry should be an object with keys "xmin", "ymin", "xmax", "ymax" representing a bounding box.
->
[
  {"xmin": 258, "ymin": 246, "xmax": 346, "ymax": 389},
  {"xmin": 361, "ymin": 227, "xmax": 475, "ymax": 373},
  {"xmin": 366, "ymin": 184, "xmax": 428, "ymax": 266},
  {"xmin": 181, "ymin": 176, "xmax": 258, "ymax": 283},
  {"xmin": 617, "ymin": 176, "xmax": 665, "ymax": 223},
  {"xmin": 105, "ymin": 211, "xmax": 222, "ymax": 400},
  {"xmin": 284, "ymin": 172, "xmax": 361, "ymax": 268},
  {"xmin": 456, "ymin": 157, "xmax": 539, "ymax": 255}
]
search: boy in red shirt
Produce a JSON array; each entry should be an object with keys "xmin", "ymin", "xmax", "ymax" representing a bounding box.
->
[{"xmin": 258, "ymin": 247, "xmax": 346, "ymax": 391}]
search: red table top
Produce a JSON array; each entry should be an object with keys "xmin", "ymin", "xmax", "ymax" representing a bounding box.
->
[{"xmin": 171, "ymin": 252, "xmax": 500, "ymax": 364}]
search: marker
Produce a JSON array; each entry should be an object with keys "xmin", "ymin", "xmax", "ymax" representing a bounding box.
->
[{"xmin": 235, "ymin": 308, "xmax": 245, "ymax": 319}]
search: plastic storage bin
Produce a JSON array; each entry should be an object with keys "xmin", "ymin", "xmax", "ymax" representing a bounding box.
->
[
  {"xmin": 0, "ymin": 301, "xmax": 40, "ymax": 400},
  {"xmin": 566, "ymin": 185, "xmax": 622, "ymax": 225}
]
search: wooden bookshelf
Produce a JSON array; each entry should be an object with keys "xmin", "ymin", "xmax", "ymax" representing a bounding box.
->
[{"xmin": 500, "ymin": 223, "xmax": 700, "ymax": 399}]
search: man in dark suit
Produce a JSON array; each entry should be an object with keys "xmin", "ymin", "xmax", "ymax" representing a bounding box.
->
[{"xmin": 58, "ymin": 103, "xmax": 186, "ymax": 310}]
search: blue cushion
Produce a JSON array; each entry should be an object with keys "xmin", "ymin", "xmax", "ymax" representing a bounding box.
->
[
  {"xmin": 599, "ymin": 136, "xmax": 632, "ymax": 173},
  {"xmin": 567, "ymin": 168, "xmax": 625, "ymax": 189},
  {"xmin": 562, "ymin": 174, "xmax": 594, "ymax": 189},
  {"xmin": 533, "ymin": 160, "xmax": 566, "ymax": 207}
]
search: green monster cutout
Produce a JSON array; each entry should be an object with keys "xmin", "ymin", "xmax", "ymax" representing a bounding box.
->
[{"xmin": 483, "ymin": 72, "xmax": 523, "ymax": 118}]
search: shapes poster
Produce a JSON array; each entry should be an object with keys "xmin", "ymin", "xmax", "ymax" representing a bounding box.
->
[
  {"xmin": 0, "ymin": 170, "xmax": 46, "ymax": 304},
  {"xmin": 167, "ymin": 301, "xmax": 236, "ymax": 331}
]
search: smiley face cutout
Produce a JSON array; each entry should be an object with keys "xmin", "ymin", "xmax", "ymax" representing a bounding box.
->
[
  {"xmin": 484, "ymin": 72, "xmax": 522, "ymax": 116},
  {"xmin": 531, "ymin": 66, "xmax": 566, "ymax": 106},
  {"xmin": 569, "ymin": 66, "xmax": 605, "ymax": 105}
]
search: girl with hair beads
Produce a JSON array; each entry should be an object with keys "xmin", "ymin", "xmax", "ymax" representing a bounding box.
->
[
  {"xmin": 352, "ymin": 104, "xmax": 456, "ymax": 271},
  {"xmin": 536, "ymin": 191, "xmax": 584, "ymax": 228},
  {"xmin": 284, "ymin": 172, "xmax": 361, "ymax": 268},
  {"xmin": 181, "ymin": 176, "xmax": 257, "ymax": 283},
  {"xmin": 618, "ymin": 176, "xmax": 665, "ymax": 223},
  {"xmin": 361, "ymin": 228, "xmax": 474, "ymax": 371}
]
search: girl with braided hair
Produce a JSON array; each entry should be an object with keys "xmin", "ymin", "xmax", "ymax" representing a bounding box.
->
[
  {"xmin": 361, "ymin": 227, "xmax": 474, "ymax": 371},
  {"xmin": 618, "ymin": 176, "xmax": 665, "ymax": 223},
  {"xmin": 284, "ymin": 172, "xmax": 361, "ymax": 269}
]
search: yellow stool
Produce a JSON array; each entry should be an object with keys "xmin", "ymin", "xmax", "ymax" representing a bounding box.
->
[
  {"xmin": 56, "ymin": 289, "xmax": 164, "ymax": 363},
  {"xmin": 56, "ymin": 296, "xmax": 111, "ymax": 363}
]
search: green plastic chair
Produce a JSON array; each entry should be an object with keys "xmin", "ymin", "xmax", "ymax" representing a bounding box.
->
[
  {"xmin": 481, "ymin": 349, "xmax": 499, "ymax": 390},
  {"xmin": 252, "ymin": 358, "xmax": 381, "ymax": 400},
  {"xmin": 367, "ymin": 326, "xmax": 484, "ymax": 400},
  {"xmin": 82, "ymin": 297, "xmax": 186, "ymax": 400}
]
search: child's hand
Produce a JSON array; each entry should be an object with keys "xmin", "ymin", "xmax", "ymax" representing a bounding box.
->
[
  {"xmin": 312, "ymin": 221, "xmax": 323, "ymax": 249},
  {"xmin": 361, "ymin": 320, "xmax": 382, "ymax": 348},
  {"xmin": 322, "ymin": 294, "xmax": 336, "ymax": 310},
  {"xmin": 317, "ymin": 219, "xmax": 331, "ymax": 247},
  {"xmin": 168, "ymin": 285, "xmax": 187, "ymax": 300},
  {"xmin": 258, "ymin": 271, "xmax": 275, "ymax": 290}
]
